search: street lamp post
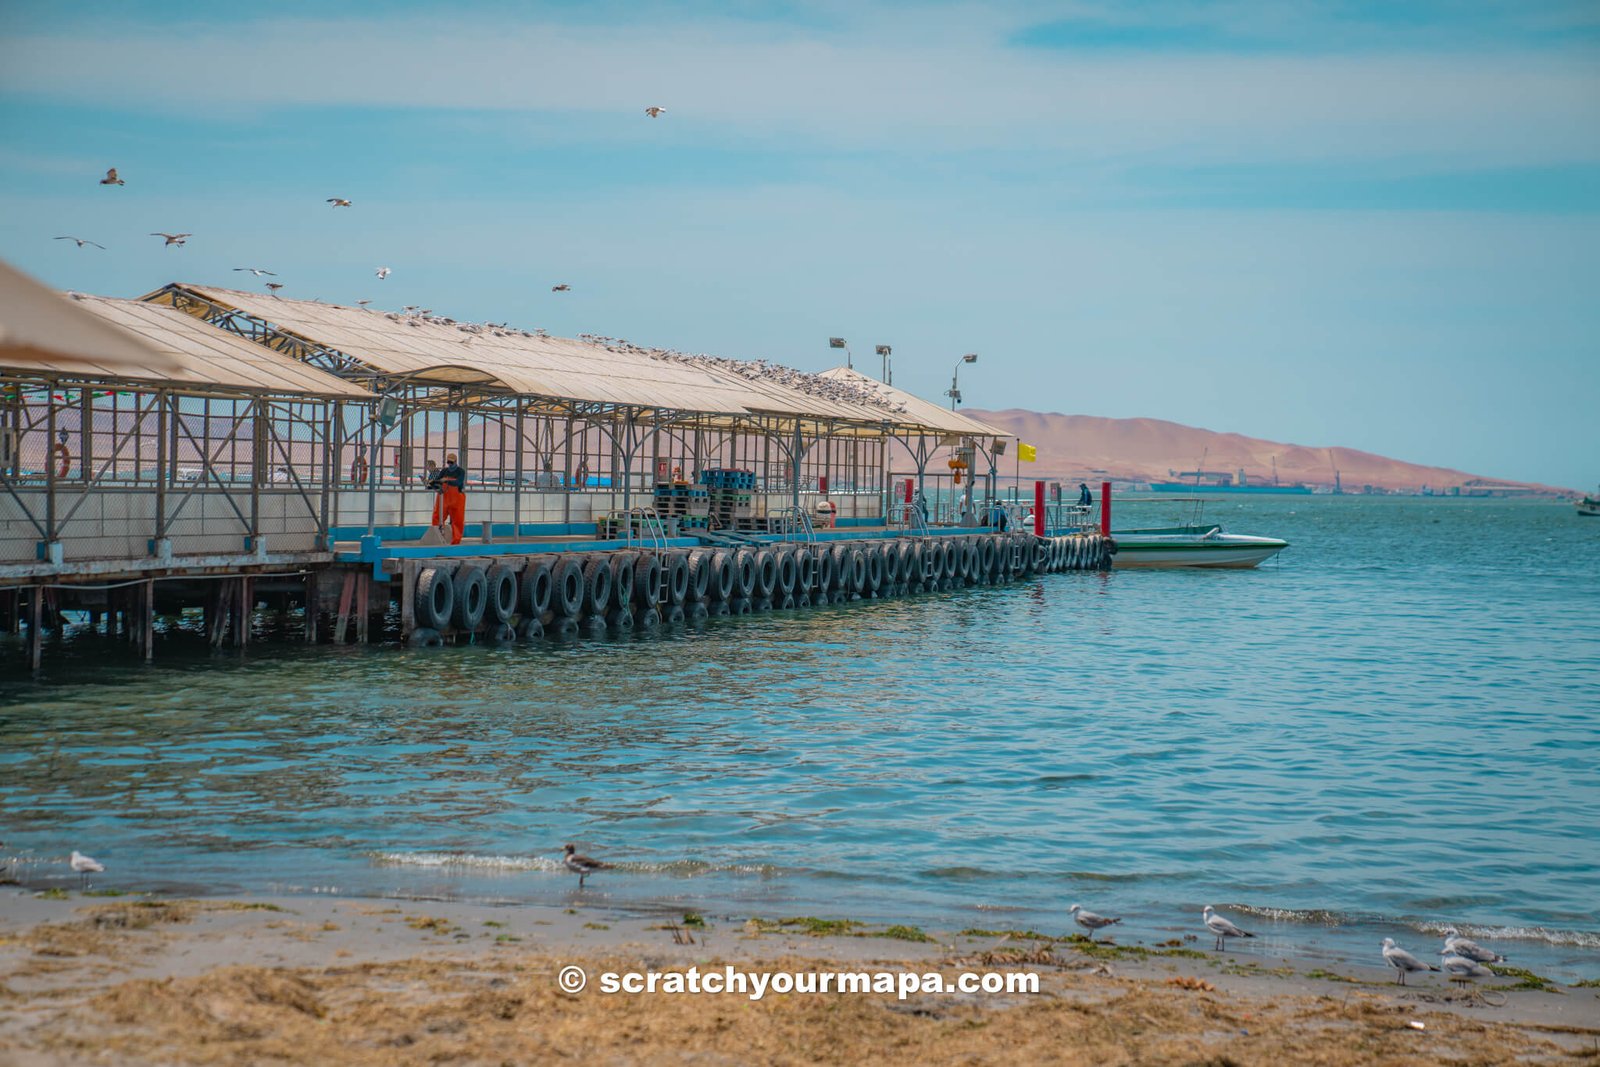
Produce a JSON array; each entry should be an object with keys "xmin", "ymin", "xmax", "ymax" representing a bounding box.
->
[
  {"xmin": 947, "ymin": 352, "xmax": 977, "ymax": 410},
  {"xmin": 875, "ymin": 344, "xmax": 892, "ymax": 385},
  {"xmin": 828, "ymin": 336, "xmax": 851, "ymax": 369}
]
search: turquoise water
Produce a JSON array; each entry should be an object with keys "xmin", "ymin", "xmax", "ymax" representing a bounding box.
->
[{"xmin": 2, "ymin": 498, "xmax": 1598, "ymax": 979}]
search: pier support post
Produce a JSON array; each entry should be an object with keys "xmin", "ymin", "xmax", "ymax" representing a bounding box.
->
[
  {"xmin": 304, "ymin": 572, "xmax": 320, "ymax": 643},
  {"xmin": 1101, "ymin": 481, "xmax": 1111, "ymax": 537},
  {"xmin": 1034, "ymin": 481, "xmax": 1046, "ymax": 538},
  {"xmin": 333, "ymin": 571, "xmax": 356, "ymax": 644},
  {"xmin": 141, "ymin": 580, "xmax": 155, "ymax": 662},
  {"xmin": 356, "ymin": 572, "xmax": 370, "ymax": 644},
  {"xmin": 27, "ymin": 588, "xmax": 42, "ymax": 673}
]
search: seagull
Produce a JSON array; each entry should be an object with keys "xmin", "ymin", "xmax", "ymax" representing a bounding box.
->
[
  {"xmin": 265, "ymin": 282, "xmax": 284, "ymax": 293},
  {"xmin": 150, "ymin": 232, "xmax": 191, "ymax": 247},
  {"xmin": 327, "ymin": 197, "xmax": 352, "ymax": 207},
  {"xmin": 70, "ymin": 849, "xmax": 104, "ymax": 889},
  {"xmin": 644, "ymin": 106, "xmax": 665, "ymax": 118},
  {"xmin": 375, "ymin": 266, "xmax": 390, "ymax": 280},
  {"xmin": 55, "ymin": 236, "xmax": 105, "ymax": 249},
  {"xmin": 356, "ymin": 299, "xmax": 371, "ymax": 307},
  {"xmin": 551, "ymin": 284, "xmax": 571, "ymax": 292},
  {"xmin": 1382, "ymin": 938, "xmax": 1438, "ymax": 985},
  {"xmin": 99, "ymin": 167, "xmax": 124, "ymax": 186},
  {"xmin": 1440, "ymin": 927, "xmax": 1506, "ymax": 964},
  {"xmin": 1068, "ymin": 903, "xmax": 1122, "ymax": 941},
  {"xmin": 562, "ymin": 842, "xmax": 610, "ymax": 889},
  {"xmin": 233, "ymin": 267, "xmax": 276, "ymax": 277},
  {"xmin": 1440, "ymin": 954, "xmax": 1494, "ymax": 986},
  {"xmin": 1202, "ymin": 905, "xmax": 1256, "ymax": 951}
]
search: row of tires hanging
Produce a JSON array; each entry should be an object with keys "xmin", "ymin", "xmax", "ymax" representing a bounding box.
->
[{"xmin": 407, "ymin": 532, "xmax": 1114, "ymax": 646}]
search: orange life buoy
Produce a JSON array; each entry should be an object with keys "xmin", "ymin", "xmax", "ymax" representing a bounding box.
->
[
  {"xmin": 52, "ymin": 442, "xmax": 70, "ymax": 479},
  {"xmin": 350, "ymin": 452, "xmax": 369, "ymax": 484}
]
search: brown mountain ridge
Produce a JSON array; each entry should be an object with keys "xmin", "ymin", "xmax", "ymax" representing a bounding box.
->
[{"xmin": 965, "ymin": 409, "xmax": 1568, "ymax": 495}]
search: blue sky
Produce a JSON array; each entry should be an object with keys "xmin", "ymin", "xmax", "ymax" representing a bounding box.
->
[{"xmin": 1, "ymin": 1, "xmax": 1596, "ymax": 488}]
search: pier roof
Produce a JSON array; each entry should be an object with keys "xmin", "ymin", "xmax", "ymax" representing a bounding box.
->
[
  {"xmin": 0, "ymin": 258, "xmax": 181, "ymax": 377},
  {"xmin": 816, "ymin": 367, "xmax": 1008, "ymax": 439}
]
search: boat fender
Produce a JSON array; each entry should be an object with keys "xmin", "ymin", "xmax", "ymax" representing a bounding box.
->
[
  {"xmin": 550, "ymin": 557, "xmax": 586, "ymax": 617},
  {"xmin": 847, "ymin": 546, "xmax": 867, "ymax": 593},
  {"xmin": 452, "ymin": 565, "xmax": 489, "ymax": 630},
  {"xmin": 520, "ymin": 557, "xmax": 554, "ymax": 617},
  {"xmin": 864, "ymin": 545, "xmax": 883, "ymax": 593},
  {"xmin": 485, "ymin": 564, "xmax": 518, "ymax": 623},
  {"xmin": 685, "ymin": 549, "xmax": 712, "ymax": 602},
  {"xmin": 815, "ymin": 547, "xmax": 836, "ymax": 592},
  {"xmin": 582, "ymin": 557, "xmax": 613, "ymax": 616},
  {"xmin": 634, "ymin": 554, "xmax": 663, "ymax": 607},
  {"xmin": 708, "ymin": 550, "xmax": 735, "ymax": 601},
  {"xmin": 733, "ymin": 549, "xmax": 757, "ymax": 599},
  {"xmin": 795, "ymin": 548, "xmax": 816, "ymax": 591},
  {"xmin": 774, "ymin": 548, "xmax": 797, "ymax": 595},
  {"xmin": 414, "ymin": 566, "xmax": 455, "ymax": 630},
  {"xmin": 610, "ymin": 552, "xmax": 638, "ymax": 608},
  {"xmin": 753, "ymin": 548, "xmax": 778, "ymax": 599},
  {"xmin": 664, "ymin": 552, "xmax": 690, "ymax": 605},
  {"xmin": 406, "ymin": 626, "xmax": 444, "ymax": 648}
]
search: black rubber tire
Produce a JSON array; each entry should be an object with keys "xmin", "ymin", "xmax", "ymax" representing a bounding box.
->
[
  {"xmin": 606, "ymin": 605, "xmax": 634, "ymax": 631},
  {"xmin": 882, "ymin": 542, "xmax": 901, "ymax": 584},
  {"xmin": 486, "ymin": 564, "xmax": 518, "ymax": 623},
  {"xmin": 685, "ymin": 550, "xmax": 712, "ymax": 603},
  {"xmin": 634, "ymin": 554, "xmax": 663, "ymax": 607},
  {"xmin": 830, "ymin": 544, "xmax": 850, "ymax": 587},
  {"xmin": 733, "ymin": 550, "xmax": 757, "ymax": 599},
  {"xmin": 847, "ymin": 546, "xmax": 867, "ymax": 593},
  {"xmin": 864, "ymin": 545, "xmax": 884, "ymax": 594},
  {"xmin": 582, "ymin": 614, "xmax": 608, "ymax": 637},
  {"xmin": 407, "ymin": 626, "xmax": 443, "ymax": 648},
  {"xmin": 546, "ymin": 615, "xmax": 580, "ymax": 640},
  {"xmin": 730, "ymin": 597, "xmax": 752, "ymax": 616},
  {"xmin": 551, "ymin": 557, "xmax": 585, "ymax": 617},
  {"xmin": 685, "ymin": 602, "xmax": 709, "ymax": 622},
  {"xmin": 664, "ymin": 552, "xmax": 689, "ymax": 605},
  {"xmin": 814, "ymin": 548, "xmax": 835, "ymax": 592},
  {"xmin": 518, "ymin": 616, "xmax": 545, "ymax": 641},
  {"xmin": 710, "ymin": 600, "xmax": 731, "ymax": 617},
  {"xmin": 636, "ymin": 606, "xmax": 661, "ymax": 628},
  {"xmin": 583, "ymin": 557, "xmax": 612, "ymax": 616},
  {"xmin": 753, "ymin": 549, "xmax": 778, "ymax": 599},
  {"xmin": 775, "ymin": 593, "xmax": 794, "ymax": 610},
  {"xmin": 941, "ymin": 540, "xmax": 960, "ymax": 581},
  {"xmin": 960, "ymin": 540, "xmax": 978, "ymax": 581},
  {"xmin": 487, "ymin": 620, "xmax": 516, "ymax": 644},
  {"xmin": 774, "ymin": 548, "xmax": 797, "ymax": 596},
  {"xmin": 452, "ymin": 565, "xmax": 488, "ymax": 630},
  {"xmin": 831, "ymin": 590, "xmax": 848, "ymax": 605},
  {"xmin": 414, "ymin": 567, "xmax": 454, "ymax": 630},
  {"xmin": 896, "ymin": 540, "xmax": 916, "ymax": 584},
  {"xmin": 794, "ymin": 591, "xmax": 811, "ymax": 609},
  {"xmin": 610, "ymin": 552, "xmax": 636, "ymax": 608},
  {"xmin": 520, "ymin": 557, "xmax": 553, "ymax": 618},
  {"xmin": 708, "ymin": 550, "xmax": 735, "ymax": 601},
  {"xmin": 796, "ymin": 548, "xmax": 817, "ymax": 591}
]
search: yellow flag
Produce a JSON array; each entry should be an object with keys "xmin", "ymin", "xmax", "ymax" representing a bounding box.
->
[{"xmin": 1018, "ymin": 442, "xmax": 1037, "ymax": 463}]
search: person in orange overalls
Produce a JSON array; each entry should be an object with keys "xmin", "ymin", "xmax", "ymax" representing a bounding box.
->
[{"xmin": 428, "ymin": 453, "xmax": 467, "ymax": 545}]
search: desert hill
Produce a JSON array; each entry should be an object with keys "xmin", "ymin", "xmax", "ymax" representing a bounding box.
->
[{"xmin": 964, "ymin": 409, "xmax": 1567, "ymax": 495}]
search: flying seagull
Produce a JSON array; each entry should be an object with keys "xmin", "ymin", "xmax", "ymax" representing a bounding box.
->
[
  {"xmin": 1382, "ymin": 938, "xmax": 1438, "ymax": 985},
  {"xmin": 356, "ymin": 299, "xmax": 371, "ymax": 307},
  {"xmin": 70, "ymin": 849, "xmax": 104, "ymax": 889},
  {"xmin": 99, "ymin": 168, "xmax": 124, "ymax": 186},
  {"xmin": 375, "ymin": 266, "xmax": 391, "ymax": 280},
  {"xmin": 1202, "ymin": 905, "xmax": 1256, "ymax": 951},
  {"xmin": 552, "ymin": 284, "xmax": 571, "ymax": 292},
  {"xmin": 55, "ymin": 236, "xmax": 105, "ymax": 249},
  {"xmin": 644, "ymin": 106, "xmax": 665, "ymax": 118},
  {"xmin": 150, "ymin": 232, "xmax": 191, "ymax": 247},
  {"xmin": 233, "ymin": 267, "xmax": 276, "ymax": 277},
  {"xmin": 1068, "ymin": 903, "xmax": 1122, "ymax": 942},
  {"xmin": 562, "ymin": 842, "xmax": 610, "ymax": 889},
  {"xmin": 327, "ymin": 197, "xmax": 352, "ymax": 207}
]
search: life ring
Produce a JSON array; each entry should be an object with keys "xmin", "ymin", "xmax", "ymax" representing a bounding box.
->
[
  {"xmin": 52, "ymin": 442, "xmax": 70, "ymax": 479},
  {"xmin": 350, "ymin": 452, "xmax": 369, "ymax": 484}
]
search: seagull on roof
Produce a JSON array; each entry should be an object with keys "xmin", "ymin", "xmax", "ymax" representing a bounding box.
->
[
  {"xmin": 265, "ymin": 282, "xmax": 284, "ymax": 292},
  {"xmin": 327, "ymin": 197, "xmax": 352, "ymax": 207},
  {"xmin": 552, "ymin": 284, "xmax": 571, "ymax": 292},
  {"xmin": 356, "ymin": 299, "xmax": 371, "ymax": 307},
  {"xmin": 233, "ymin": 267, "xmax": 276, "ymax": 277},
  {"xmin": 99, "ymin": 168, "xmax": 124, "ymax": 186},
  {"xmin": 150, "ymin": 232, "xmax": 191, "ymax": 247},
  {"xmin": 55, "ymin": 236, "xmax": 105, "ymax": 249},
  {"xmin": 375, "ymin": 266, "xmax": 391, "ymax": 280},
  {"xmin": 645, "ymin": 106, "xmax": 665, "ymax": 118}
]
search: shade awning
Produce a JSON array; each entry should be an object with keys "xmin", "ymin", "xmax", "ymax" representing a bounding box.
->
[{"xmin": 0, "ymin": 257, "xmax": 182, "ymax": 376}]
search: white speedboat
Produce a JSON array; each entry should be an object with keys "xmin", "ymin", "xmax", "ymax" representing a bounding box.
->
[{"xmin": 1111, "ymin": 523, "xmax": 1288, "ymax": 569}]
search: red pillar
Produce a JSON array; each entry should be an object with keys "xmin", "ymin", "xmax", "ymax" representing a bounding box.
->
[
  {"xmin": 904, "ymin": 478, "xmax": 914, "ymax": 503},
  {"xmin": 1034, "ymin": 481, "xmax": 1046, "ymax": 538},
  {"xmin": 1100, "ymin": 481, "xmax": 1112, "ymax": 536}
]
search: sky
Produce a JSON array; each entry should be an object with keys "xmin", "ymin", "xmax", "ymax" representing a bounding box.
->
[{"xmin": 0, "ymin": 0, "xmax": 1595, "ymax": 489}]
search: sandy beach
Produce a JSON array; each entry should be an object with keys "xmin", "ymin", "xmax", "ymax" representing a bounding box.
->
[{"xmin": 2, "ymin": 889, "xmax": 1596, "ymax": 1065}]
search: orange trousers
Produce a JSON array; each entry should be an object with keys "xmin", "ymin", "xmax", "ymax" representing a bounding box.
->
[{"xmin": 432, "ymin": 487, "xmax": 466, "ymax": 545}]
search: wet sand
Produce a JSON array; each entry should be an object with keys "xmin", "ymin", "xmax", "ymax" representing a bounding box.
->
[{"xmin": 1, "ymin": 890, "xmax": 1597, "ymax": 1065}]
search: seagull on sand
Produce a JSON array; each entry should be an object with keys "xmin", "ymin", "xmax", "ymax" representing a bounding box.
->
[
  {"xmin": 1381, "ymin": 938, "xmax": 1438, "ymax": 985},
  {"xmin": 327, "ymin": 197, "xmax": 352, "ymax": 207},
  {"xmin": 551, "ymin": 284, "xmax": 571, "ymax": 292},
  {"xmin": 1068, "ymin": 904, "xmax": 1122, "ymax": 941},
  {"xmin": 99, "ymin": 167, "xmax": 124, "ymax": 186},
  {"xmin": 1440, "ymin": 953, "xmax": 1494, "ymax": 987},
  {"xmin": 70, "ymin": 850, "xmax": 104, "ymax": 889},
  {"xmin": 644, "ymin": 106, "xmax": 665, "ymax": 118},
  {"xmin": 562, "ymin": 843, "xmax": 610, "ymax": 889},
  {"xmin": 1439, "ymin": 927, "xmax": 1506, "ymax": 964},
  {"xmin": 55, "ymin": 236, "xmax": 105, "ymax": 249},
  {"xmin": 233, "ymin": 267, "xmax": 276, "ymax": 277},
  {"xmin": 150, "ymin": 233, "xmax": 191, "ymax": 247},
  {"xmin": 375, "ymin": 266, "xmax": 391, "ymax": 280},
  {"xmin": 1202, "ymin": 905, "xmax": 1256, "ymax": 951}
]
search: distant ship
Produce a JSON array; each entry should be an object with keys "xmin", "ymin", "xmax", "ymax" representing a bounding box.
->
[{"xmin": 1149, "ymin": 468, "xmax": 1312, "ymax": 495}]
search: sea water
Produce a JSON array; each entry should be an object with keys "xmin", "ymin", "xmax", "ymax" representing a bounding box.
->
[{"xmin": 2, "ymin": 497, "xmax": 1597, "ymax": 980}]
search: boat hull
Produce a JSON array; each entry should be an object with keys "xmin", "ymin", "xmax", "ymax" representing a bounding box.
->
[{"xmin": 1111, "ymin": 532, "xmax": 1288, "ymax": 569}]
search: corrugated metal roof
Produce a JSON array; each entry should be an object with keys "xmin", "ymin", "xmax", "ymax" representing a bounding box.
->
[
  {"xmin": 168, "ymin": 285, "xmax": 903, "ymax": 425},
  {"xmin": 816, "ymin": 367, "xmax": 1010, "ymax": 439},
  {"xmin": 0, "ymin": 258, "xmax": 181, "ymax": 376},
  {"xmin": 71, "ymin": 297, "xmax": 370, "ymax": 397}
]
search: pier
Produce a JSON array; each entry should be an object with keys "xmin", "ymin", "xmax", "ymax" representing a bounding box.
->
[{"xmin": 2, "ymin": 281, "xmax": 1112, "ymax": 670}]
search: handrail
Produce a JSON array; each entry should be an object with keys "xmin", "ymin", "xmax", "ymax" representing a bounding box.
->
[
  {"xmin": 624, "ymin": 506, "xmax": 668, "ymax": 551},
  {"xmin": 887, "ymin": 502, "xmax": 931, "ymax": 537},
  {"xmin": 770, "ymin": 505, "xmax": 816, "ymax": 544}
]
